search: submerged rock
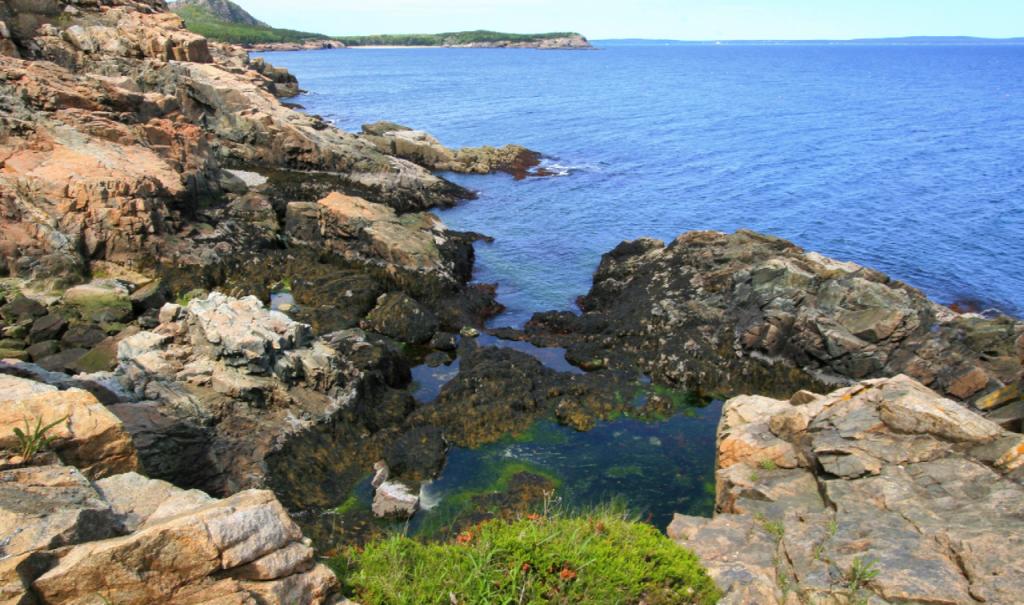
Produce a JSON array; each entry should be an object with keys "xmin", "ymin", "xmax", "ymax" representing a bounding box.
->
[
  {"xmin": 526, "ymin": 230, "xmax": 1023, "ymax": 411},
  {"xmin": 669, "ymin": 375, "xmax": 1024, "ymax": 604}
]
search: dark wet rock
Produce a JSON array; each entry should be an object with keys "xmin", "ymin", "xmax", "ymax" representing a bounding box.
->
[
  {"xmin": 361, "ymin": 292, "xmax": 439, "ymax": 345},
  {"xmin": 108, "ymin": 402, "xmax": 214, "ymax": 492},
  {"xmin": 128, "ymin": 279, "xmax": 169, "ymax": 312},
  {"xmin": 423, "ymin": 351, "xmax": 451, "ymax": 368},
  {"xmin": 72, "ymin": 326, "xmax": 141, "ymax": 374},
  {"xmin": 430, "ymin": 331, "xmax": 458, "ymax": 352},
  {"xmin": 669, "ymin": 375, "xmax": 1024, "ymax": 604},
  {"xmin": 408, "ymin": 346, "xmax": 641, "ymax": 447},
  {"xmin": 59, "ymin": 323, "xmax": 107, "ymax": 350},
  {"xmin": 354, "ymin": 387, "xmax": 415, "ymax": 433},
  {"xmin": 0, "ymin": 296, "xmax": 46, "ymax": 322},
  {"xmin": 28, "ymin": 314, "xmax": 67, "ymax": 343},
  {"xmin": 26, "ymin": 340, "xmax": 60, "ymax": 361},
  {"xmin": 526, "ymin": 230, "xmax": 1024, "ymax": 408},
  {"xmin": 35, "ymin": 348, "xmax": 88, "ymax": 374},
  {"xmin": 2, "ymin": 319, "xmax": 31, "ymax": 341},
  {"xmin": 383, "ymin": 426, "xmax": 448, "ymax": 482},
  {"xmin": 285, "ymin": 192, "xmax": 476, "ymax": 287},
  {"xmin": 555, "ymin": 400, "xmax": 596, "ymax": 431}
]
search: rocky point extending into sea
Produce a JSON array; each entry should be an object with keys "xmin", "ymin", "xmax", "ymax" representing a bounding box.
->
[{"xmin": 0, "ymin": 1, "xmax": 1021, "ymax": 604}]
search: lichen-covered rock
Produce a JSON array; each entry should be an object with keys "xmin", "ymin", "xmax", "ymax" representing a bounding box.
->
[
  {"xmin": 669, "ymin": 375, "xmax": 1024, "ymax": 604},
  {"xmin": 32, "ymin": 489, "xmax": 335, "ymax": 605},
  {"xmin": 0, "ymin": 465, "xmax": 120, "ymax": 559},
  {"xmin": 526, "ymin": 231, "xmax": 1023, "ymax": 412},
  {"xmin": 107, "ymin": 293, "xmax": 410, "ymax": 501},
  {"xmin": 1, "ymin": 470, "xmax": 339, "ymax": 605}
]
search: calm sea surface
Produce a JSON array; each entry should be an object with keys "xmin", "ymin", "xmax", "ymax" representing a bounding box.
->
[{"xmin": 260, "ymin": 44, "xmax": 1024, "ymax": 327}]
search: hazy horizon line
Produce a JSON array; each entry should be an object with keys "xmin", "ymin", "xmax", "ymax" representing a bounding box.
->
[{"xmin": 591, "ymin": 35, "xmax": 1024, "ymax": 41}]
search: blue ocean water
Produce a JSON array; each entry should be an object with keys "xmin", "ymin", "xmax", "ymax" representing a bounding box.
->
[{"xmin": 259, "ymin": 44, "xmax": 1024, "ymax": 327}]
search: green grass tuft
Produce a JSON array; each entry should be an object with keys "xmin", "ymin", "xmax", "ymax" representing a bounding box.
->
[{"xmin": 331, "ymin": 507, "xmax": 721, "ymax": 604}]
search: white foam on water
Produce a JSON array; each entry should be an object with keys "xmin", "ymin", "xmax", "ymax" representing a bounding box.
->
[{"xmin": 418, "ymin": 480, "xmax": 441, "ymax": 510}]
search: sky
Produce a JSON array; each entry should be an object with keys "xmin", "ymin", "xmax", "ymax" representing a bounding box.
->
[{"xmin": 234, "ymin": 0, "xmax": 1024, "ymax": 40}]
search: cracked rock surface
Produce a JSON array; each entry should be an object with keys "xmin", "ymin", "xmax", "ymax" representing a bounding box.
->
[{"xmin": 670, "ymin": 375, "xmax": 1024, "ymax": 604}]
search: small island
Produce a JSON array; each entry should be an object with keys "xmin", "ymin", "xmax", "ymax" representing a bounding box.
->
[{"xmin": 170, "ymin": 0, "xmax": 593, "ymax": 50}]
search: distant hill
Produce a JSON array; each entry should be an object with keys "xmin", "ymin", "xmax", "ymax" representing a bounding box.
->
[
  {"xmin": 170, "ymin": 0, "xmax": 328, "ymax": 45},
  {"xmin": 172, "ymin": 0, "xmax": 267, "ymax": 27},
  {"xmin": 596, "ymin": 36, "xmax": 1024, "ymax": 46},
  {"xmin": 170, "ymin": 1, "xmax": 590, "ymax": 49}
]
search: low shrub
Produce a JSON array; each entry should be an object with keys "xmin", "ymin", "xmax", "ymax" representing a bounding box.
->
[{"xmin": 331, "ymin": 507, "xmax": 721, "ymax": 604}]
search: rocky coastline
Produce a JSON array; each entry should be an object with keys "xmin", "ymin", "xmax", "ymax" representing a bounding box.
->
[
  {"xmin": 246, "ymin": 34, "xmax": 593, "ymax": 52},
  {"xmin": 1, "ymin": 1, "xmax": 1021, "ymax": 604}
]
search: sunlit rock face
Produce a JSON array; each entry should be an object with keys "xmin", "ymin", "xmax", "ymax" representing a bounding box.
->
[{"xmin": 670, "ymin": 375, "xmax": 1024, "ymax": 604}]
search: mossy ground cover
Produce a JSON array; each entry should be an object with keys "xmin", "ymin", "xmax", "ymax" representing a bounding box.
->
[{"xmin": 331, "ymin": 507, "xmax": 721, "ymax": 604}]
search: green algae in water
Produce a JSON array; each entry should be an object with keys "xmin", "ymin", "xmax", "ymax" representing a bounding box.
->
[{"xmin": 411, "ymin": 400, "xmax": 723, "ymax": 537}]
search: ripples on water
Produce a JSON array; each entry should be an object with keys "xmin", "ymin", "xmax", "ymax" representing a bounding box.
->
[{"xmin": 260, "ymin": 45, "xmax": 1024, "ymax": 326}]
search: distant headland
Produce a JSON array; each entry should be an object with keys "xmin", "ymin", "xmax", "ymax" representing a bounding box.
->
[{"xmin": 170, "ymin": 0, "xmax": 592, "ymax": 50}]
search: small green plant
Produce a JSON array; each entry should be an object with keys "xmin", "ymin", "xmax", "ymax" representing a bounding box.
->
[
  {"xmin": 847, "ymin": 556, "xmax": 880, "ymax": 594},
  {"xmin": 749, "ymin": 470, "xmax": 761, "ymax": 482},
  {"xmin": 12, "ymin": 416, "xmax": 67, "ymax": 460},
  {"xmin": 755, "ymin": 513, "xmax": 785, "ymax": 541},
  {"xmin": 813, "ymin": 518, "xmax": 840, "ymax": 562},
  {"xmin": 758, "ymin": 459, "xmax": 778, "ymax": 471}
]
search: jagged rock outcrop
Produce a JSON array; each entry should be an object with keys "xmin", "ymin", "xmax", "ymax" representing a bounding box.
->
[
  {"xmin": 361, "ymin": 121, "xmax": 547, "ymax": 179},
  {"xmin": 525, "ymin": 230, "xmax": 1024, "ymax": 420},
  {"xmin": 669, "ymin": 375, "xmax": 1024, "ymax": 604},
  {"xmin": 101, "ymin": 292, "xmax": 410, "ymax": 498},
  {"xmin": 0, "ymin": 0, "xmax": 470, "ymax": 292}
]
